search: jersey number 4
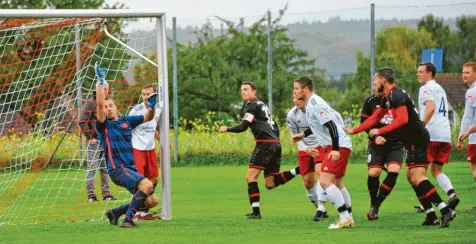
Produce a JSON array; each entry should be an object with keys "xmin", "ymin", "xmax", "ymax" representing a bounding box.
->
[
  {"xmin": 438, "ymin": 97, "xmax": 447, "ymax": 117},
  {"xmin": 261, "ymin": 106, "xmax": 275, "ymax": 129}
]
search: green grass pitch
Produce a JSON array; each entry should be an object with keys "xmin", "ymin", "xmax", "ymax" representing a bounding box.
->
[{"xmin": 1, "ymin": 162, "xmax": 476, "ymax": 244}]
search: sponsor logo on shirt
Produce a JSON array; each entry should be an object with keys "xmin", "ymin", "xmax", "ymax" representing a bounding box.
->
[{"xmin": 121, "ymin": 122, "xmax": 128, "ymax": 129}]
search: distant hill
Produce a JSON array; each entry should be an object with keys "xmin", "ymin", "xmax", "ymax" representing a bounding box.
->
[{"xmin": 127, "ymin": 17, "xmax": 458, "ymax": 77}]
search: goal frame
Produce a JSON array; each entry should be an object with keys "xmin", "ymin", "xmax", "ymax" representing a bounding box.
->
[{"xmin": 0, "ymin": 9, "xmax": 172, "ymax": 221}]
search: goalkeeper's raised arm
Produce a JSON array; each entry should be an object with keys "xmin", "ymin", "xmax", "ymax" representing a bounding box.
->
[
  {"xmin": 95, "ymin": 61, "xmax": 156, "ymax": 123},
  {"xmin": 95, "ymin": 62, "xmax": 108, "ymax": 123}
]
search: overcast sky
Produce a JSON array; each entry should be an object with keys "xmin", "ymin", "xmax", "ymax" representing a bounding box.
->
[{"xmin": 105, "ymin": 0, "xmax": 475, "ymax": 29}]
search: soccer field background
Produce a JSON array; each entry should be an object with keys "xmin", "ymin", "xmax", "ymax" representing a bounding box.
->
[{"xmin": 1, "ymin": 162, "xmax": 475, "ymax": 244}]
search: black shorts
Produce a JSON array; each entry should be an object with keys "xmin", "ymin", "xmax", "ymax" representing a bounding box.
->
[
  {"xmin": 404, "ymin": 129, "xmax": 430, "ymax": 169},
  {"xmin": 367, "ymin": 142, "xmax": 404, "ymax": 169},
  {"xmin": 249, "ymin": 142, "xmax": 281, "ymax": 177},
  {"xmin": 405, "ymin": 144, "xmax": 429, "ymax": 169}
]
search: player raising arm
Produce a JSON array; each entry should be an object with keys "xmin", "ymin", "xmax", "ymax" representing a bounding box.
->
[
  {"xmin": 94, "ymin": 62, "xmax": 159, "ymax": 228},
  {"xmin": 129, "ymin": 84, "xmax": 162, "ymax": 221}
]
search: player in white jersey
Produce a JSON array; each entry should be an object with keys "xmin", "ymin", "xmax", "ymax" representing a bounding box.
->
[
  {"xmin": 417, "ymin": 62, "xmax": 459, "ymax": 211},
  {"xmin": 291, "ymin": 76, "xmax": 354, "ymax": 229},
  {"xmin": 288, "ymin": 97, "xmax": 329, "ymax": 221},
  {"xmin": 128, "ymin": 84, "xmax": 161, "ymax": 220},
  {"xmin": 458, "ymin": 62, "xmax": 476, "ymax": 207}
]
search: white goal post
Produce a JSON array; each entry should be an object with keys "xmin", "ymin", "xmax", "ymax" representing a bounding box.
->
[{"xmin": 0, "ymin": 9, "xmax": 172, "ymax": 222}]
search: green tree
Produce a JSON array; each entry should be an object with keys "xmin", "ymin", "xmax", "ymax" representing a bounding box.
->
[
  {"xmin": 134, "ymin": 8, "xmax": 326, "ymax": 128},
  {"xmin": 340, "ymin": 26, "xmax": 435, "ymax": 112},
  {"xmin": 450, "ymin": 16, "xmax": 476, "ymax": 72},
  {"xmin": 417, "ymin": 14, "xmax": 455, "ymax": 73}
]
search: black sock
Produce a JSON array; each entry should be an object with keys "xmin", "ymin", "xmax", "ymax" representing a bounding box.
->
[
  {"xmin": 273, "ymin": 170, "xmax": 297, "ymax": 187},
  {"xmin": 413, "ymin": 184, "xmax": 433, "ymax": 213},
  {"xmin": 368, "ymin": 175, "xmax": 379, "ymax": 206},
  {"xmin": 377, "ymin": 172, "xmax": 399, "ymax": 207},
  {"xmin": 294, "ymin": 167, "xmax": 300, "ymax": 175},
  {"xmin": 447, "ymin": 189, "xmax": 456, "ymax": 197},
  {"xmin": 248, "ymin": 182, "xmax": 260, "ymax": 215},
  {"xmin": 418, "ymin": 180, "xmax": 449, "ymax": 215}
]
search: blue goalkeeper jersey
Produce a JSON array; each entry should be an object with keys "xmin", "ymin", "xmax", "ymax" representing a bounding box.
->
[{"xmin": 96, "ymin": 115, "xmax": 144, "ymax": 172}]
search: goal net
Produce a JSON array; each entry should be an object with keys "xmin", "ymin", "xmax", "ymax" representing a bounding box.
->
[{"xmin": 0, "ymin": 11, "xmax": 171, "ymax": 226}]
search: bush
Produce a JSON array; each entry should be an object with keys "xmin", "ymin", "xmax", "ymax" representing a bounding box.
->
[{"xmin": 0, "ymin": 107, "xmax": 469, "ymax": 170}]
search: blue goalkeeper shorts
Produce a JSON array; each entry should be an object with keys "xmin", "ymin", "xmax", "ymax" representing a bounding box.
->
[{"xmin": 109, "ymin": 165, "xmax": 145, "ymax": 194}]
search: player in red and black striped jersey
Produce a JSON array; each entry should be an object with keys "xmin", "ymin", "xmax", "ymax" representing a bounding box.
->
[
  {"xmin": 360, "ymin": 79, "xmax": 404, "ymax": 221},
  {"xmin": 219, "ymin": 81, "xmax": 299, "ymax": 219},
  {"xmin": 347, "ymin": 68, "xmax": 455, "ymax": 227}
]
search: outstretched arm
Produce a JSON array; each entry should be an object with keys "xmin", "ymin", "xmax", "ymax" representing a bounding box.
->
[
  {"xmin": 373, "ymin": 105, "xmax": 408, "ymax": 136},
  {"xmin": 350, "ymin": 107, "xmax": 387, "ymax": 134},
  {"xmin": 95, "ymin": 62, "xmax": 107, "ymax": 123},
  {"xmin": 219, "ymin": 120, "xmax": 251, "ymax": 133},
  {"xmin": 219, "ymin": 103, "xmax": 255, "ymax": 133}
]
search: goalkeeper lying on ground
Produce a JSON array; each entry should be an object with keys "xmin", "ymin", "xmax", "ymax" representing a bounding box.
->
[{"xmin": 94, "ymin": 62, "xmax": 159, "ymax": 228}]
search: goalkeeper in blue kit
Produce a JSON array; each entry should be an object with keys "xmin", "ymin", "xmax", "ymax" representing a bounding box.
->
[{"xmin": 93, "ymin": 62, "xmax": 159, "ymax": 228}]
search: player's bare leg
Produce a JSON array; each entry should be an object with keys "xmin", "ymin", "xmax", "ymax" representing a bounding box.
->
[
  {"xmin": 134, "ymin": 176, "xmax": 160, "ymax": 221},
  {"xmin": 429, "ymin": 162, "xmax": 459, "ymax": 211},
  {"xmin": 264, "ymin": 167, "xmax": 299, "ymax": 190},
  {"xmin": 408, "ymin": 167, "xmax": 455, "ymax": 228},
  {"xmin": 302, "ymin": 171, "xmax": 317, "ymax": 207},
  {"xmin": 314, "ymin": 164, "xmax": 329, "ymax": 221},
  {"xmin": 320, "ymin": 172, "xmax": 354, "ymax": 229},
  {"xmin": 107, "ymin": 178, "xmax": 157, "ymax": 228},
  {"xmin": 245, "ymin": 168, "xmax": 262, "ymax": 219}
]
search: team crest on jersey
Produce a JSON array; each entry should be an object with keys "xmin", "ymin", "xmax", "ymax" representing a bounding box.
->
[
  {"xmin": 319, "ymin": 111, "xmax": 327, "ymax": 118},
  {"xmin": 423, "ymin": 90, "xmax": 430, "ymax": 97},
  {"xmin": 468, "ymin": 96, "xmax": 474, "ymax": 102},
  {"xmin": 121, "ymin": 122, "xmax": 128, "ymax": 129},
  {"xmin": 379, "ymin": 111, "xmax": 394, "ymax": 125}
]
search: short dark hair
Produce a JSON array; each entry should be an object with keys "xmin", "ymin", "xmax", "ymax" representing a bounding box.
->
[
  {"xmin": 419, "ymin": 62, "xmax": 437, "ymax": 78},
  {"xmin": 294, "ymin": 76, "xmax": 313, "ymax": 90},
  {"xmin": 142, "ymin": 84, "xmax": 157, "ymax": 92},
  {"xmin": 242, "ymin": 81, "xmax": 257, "ymax": 91},
  {"xmin": 376, "ymin": 68, "xmax": 396, "ymax": 84}
]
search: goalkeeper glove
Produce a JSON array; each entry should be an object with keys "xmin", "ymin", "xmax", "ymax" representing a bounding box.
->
[
  {"xmin": 95, "ymin": 61, "xmax": 107, "ymax": 87},
  {"xmin": 147, "ymin": 93, "xmax": 158, "ymax": 111}
]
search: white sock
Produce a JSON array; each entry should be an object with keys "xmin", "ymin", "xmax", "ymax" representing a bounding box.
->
[
  {"xmin": 437, "ymin": 202, "xmax": 447, "ymax": 210},
  {"xmin": 306, "ymin": 187, "xmax": 319, "ymax": 208},
  {"xmin": 325, "ymin": 184, "xmax": 351, "ymax": 220},
  {"xmin": 317, "ymin": 180, "xmax": 327, "ymax": 202},
  {"xmin": 290, "ymin": 168, "xmax": 297, "ymax": 176},
  {"xmin": 316, "ymin": 180, "xmax": 327, "ymax": 211},
  {"xmin": 436, "ymin": 173, "xmax": 455, "ymax": 198},
  {"xmin": 340, "ymin": 187, "xmax": 352, "ymax": 217}
]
